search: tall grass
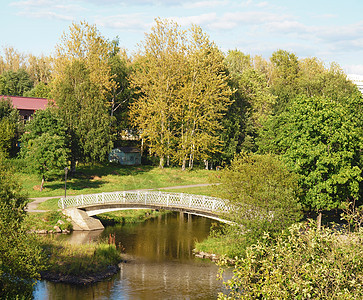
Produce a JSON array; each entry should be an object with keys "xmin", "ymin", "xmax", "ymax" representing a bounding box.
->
[{"xmin": 40, "ymin": 237, "xmax": 122, "ymax": 277}]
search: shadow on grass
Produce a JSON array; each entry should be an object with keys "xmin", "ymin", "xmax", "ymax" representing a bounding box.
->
[
  {"xmin": 45, "ymin": 178, "xmax": 106, "ymax": 192},
  {"xmin": 75, "ymin": 163, "xmax": 154, "ymax": 177}
]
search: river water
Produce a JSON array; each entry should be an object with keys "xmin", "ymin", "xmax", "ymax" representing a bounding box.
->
[{"xmin": 33, "ymin": 212, "xmax": 224, "ymax": 299}]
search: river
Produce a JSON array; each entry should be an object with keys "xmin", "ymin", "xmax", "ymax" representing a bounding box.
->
[{"xmin": 33, "ymin": 212, "xmax": 225, "ymax": 299}]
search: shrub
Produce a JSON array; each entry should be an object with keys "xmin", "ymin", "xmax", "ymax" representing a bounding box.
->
[{"xmin": 218, "ymin": 222, "xmax": 363, "ymax": 299}]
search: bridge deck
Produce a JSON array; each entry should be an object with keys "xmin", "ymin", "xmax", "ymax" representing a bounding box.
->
[{"xmin": 59, "ymin": 191, "xmax": 231, "ymax": 223}]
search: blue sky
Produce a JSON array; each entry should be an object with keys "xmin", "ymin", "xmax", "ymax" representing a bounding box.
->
[{"xmin": 1, "ymin": 0, "xmax": 363, "ymax": 75}]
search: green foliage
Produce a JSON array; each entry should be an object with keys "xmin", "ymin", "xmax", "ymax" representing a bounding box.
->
[
  {"xmin": 0, "ymin": 118, "xmax": 16, "ymax": 156},
  {"xmin": 0, "ymin": 155, "xmax": 44, "ymax": 298},
  {"xmin": 54, "ymin": 59, "xmax": 112, "ymax": 165},
  {"xmin": 195, "ymin": 223, "xmax": 248, "ymax": 258},
  {"xmin": 107, "ymin": 41, "xmax": 133, "ymax": 134},
  {"xmin": 0, "ymin": 68, "xmax": 34, "ymax": 96},
  {"xmin": 21, "ymin": 108, "xmax": 68, "ymax": 142},
  {"xmin": 259, "ymin": 95, "xmax": 362, "ymax": 211},
  {"xmin": 0, "ymin": 97, "xmax": 22, "ymax": 157},
  {"xmin": 25, "ymin": 211, "xmax": 72, "ymax": 232},
  {"xmin": 96, "ymin": 209, "xmax": 168, "ymax": 226},
  {"xmin": 216, "ymin": 153, "xmax": 302, "ymax": 239},
  {"xmin": 130, "ymin": 18, "xmax": 232, "ymax": 169},
  {"xmin": 270, "ymin": 49, "xmax": 299, "ymax": 111},
  {"xmin": 23, "ymin": 81, "xmax": 52, "ymax": 98},
  {"xmin": 218, "ymin": 222, "xmax": 363, "ymax": 299},
  {"xmin": 19, "ymin": 108, "xmax": 70, "ymax": 189},
  {"xmin": 53, "ymin": 21, "xmax": 114, "ymax": 166},
  {"xmin": 21, "ymin": 132, "xmax": 69, "ymax": 190}
]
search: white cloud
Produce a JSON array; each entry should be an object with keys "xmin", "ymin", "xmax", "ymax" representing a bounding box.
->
[
  {"xmin": 345, "ymin": 65, "xmax": 363, "ymax": 76},
  {"xmin": 183, "ymin": 0, "xmax": 230, "ymax": 9},
  {"xmin": 95, "ymin": 13, "xmax": 149, "ymax": 31},
  {"xmin": 256, "ymin": 1, "xmax": 269, "ymax": 8},
  {"xmin": 168, "ymin": 13, "xmax": 218, "ymax": 27}
]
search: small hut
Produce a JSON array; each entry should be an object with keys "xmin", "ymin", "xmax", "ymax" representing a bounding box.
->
[{"xmin": 108, "ymin": 147, "xmax": 141, "ymax": 165}]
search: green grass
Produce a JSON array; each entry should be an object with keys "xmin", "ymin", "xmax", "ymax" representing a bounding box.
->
[
  {"xmin": 25, "ymin": 211, "xmax": 73, "ymax": 232},
  {"xmin": 154, "ymin": 185, "xmax": 220, "ymax": 197},
  {"xmin": 40, "ymin": 238, "xmax": 122, "ymax": 276},
  {"xmin": 16, "ymin": 163, "xmax": 216, "ymax": 198},
  {"xmin": 96, "ymin": 209, "xmax": 169, "ymax": 225}
]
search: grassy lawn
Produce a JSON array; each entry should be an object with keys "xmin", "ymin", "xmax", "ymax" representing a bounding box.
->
[
  {"xmin": 154, "ymin": 185, "xmax": 220, "ymax": 197},
  {"xmin": 16, "ymin": 163, "xmax": 218, "ymax": 199}
]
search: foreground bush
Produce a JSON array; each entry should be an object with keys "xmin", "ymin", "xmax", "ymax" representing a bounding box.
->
[{"xmin": 218, "ymin": 222, "xmax": 363, "ymax": 299}]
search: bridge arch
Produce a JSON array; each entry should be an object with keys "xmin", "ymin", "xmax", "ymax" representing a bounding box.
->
[{"xmin": 59, "ymin": 191, "xmax": 232, "ymax": 229}]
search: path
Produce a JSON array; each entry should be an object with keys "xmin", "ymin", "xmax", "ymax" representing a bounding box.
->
[{"xmin": 26, "ymin": 183, "xmax": 218, "ymax": 213}]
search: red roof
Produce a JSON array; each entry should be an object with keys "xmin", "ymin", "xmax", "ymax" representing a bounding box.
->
[{"xmin": 0, "ymin": 95, "xmax": 50, "ymax": 111}]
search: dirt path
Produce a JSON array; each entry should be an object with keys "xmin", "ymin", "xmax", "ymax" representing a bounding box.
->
[{"xmin": 26, "ymin": 183, "xmax": 218, "ymax": 213}]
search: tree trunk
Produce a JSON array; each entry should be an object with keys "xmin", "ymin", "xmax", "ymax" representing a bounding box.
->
[
  {"xmin": 182, "ymin": 157, "xmax": 186, "ymax": 171},
  {"xmin": 204, "ymin": 159, "xmax": 209, "ymax": 170},
  {"xmin": 40, "ymin": 175, "xmax": 45, "ymax": 192},
  {"xmin": 317, "ymin": 211, "xmax": 322, "ymax": 230},
  {"xmin": 159, "ymin": 156, "xmax": 164, "ymax": 169}
]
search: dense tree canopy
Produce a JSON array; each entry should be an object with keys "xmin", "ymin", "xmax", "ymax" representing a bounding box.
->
[
  {"xmin": 130, "ymin": 19, "xmax": 232, "ymax": 169},
  {"xmin": 259, "ymin": 95, "xmax": 362, "ymax": 211},
  {"xmin": 20, "ymin": 108, "xmax": 70, "ymax": 190},
  {"xmin": 52, "ymin": 21, "xmax": 114, "ymax": 167},
  {"xmin": 0, "ymin": 97, "xmax": 21, "ymax": 157},
  {"xmin": 216, "ymin": 153, "xmax": 302, "ymax": 237},
  {"xmin": 0, "ymin": 68, "xmax": 34, "ymax": 96}
]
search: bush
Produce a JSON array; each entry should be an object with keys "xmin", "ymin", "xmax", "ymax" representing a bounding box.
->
[
  {"xmin": 218, "ymin": 222, "xmax": 363, "ymax": 299},
  {"xmin": 215, "ymin": 153, "xmax": 302, "ymax": 242}
]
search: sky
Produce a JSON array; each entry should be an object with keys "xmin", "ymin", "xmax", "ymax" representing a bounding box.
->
[{"xmin": 1, "ymin": 0, "xmax": 363, "ymax": 75}]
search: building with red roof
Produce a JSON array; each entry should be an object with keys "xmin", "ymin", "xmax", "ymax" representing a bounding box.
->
[{"xmin": 0, "ymin": 95, "xmax": 52, "ymax": 121}]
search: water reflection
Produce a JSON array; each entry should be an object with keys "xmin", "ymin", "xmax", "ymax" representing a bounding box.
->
[{"xmin": 33, "ymin": 212, "xmax": 223, "ymax": 299}]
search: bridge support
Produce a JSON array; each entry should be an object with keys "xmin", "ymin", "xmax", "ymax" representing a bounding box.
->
[{"xmin": 64, "ymin": 207, "xmax": 104, "ymax": 231}]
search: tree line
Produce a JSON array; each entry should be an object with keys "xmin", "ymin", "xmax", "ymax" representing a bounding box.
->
[{"xmin": 0, "ymin": 18, "xmax": 362, "ymax": 213}]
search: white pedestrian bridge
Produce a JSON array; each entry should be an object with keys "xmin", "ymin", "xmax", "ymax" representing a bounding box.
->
[{"xmin": 59, "ymin": 191, "xmax": 232, "ymax": 230}]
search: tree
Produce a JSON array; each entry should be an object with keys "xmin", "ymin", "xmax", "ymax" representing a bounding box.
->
[
  {"xmin": 0, "ymin": 68, "xmax": 34, "ymax": 96},
  {"xmin": 0, "ymin": 97, "xmax": 22, "ymax": 156},
  {"xmin": 0, "ymin": 155, "xmax": 44, "ymax": 298},
  {"xmin": 130, "ymin": 19, "xmax": 187, "ymax": 168},
  {"xmin": 130, "ymin": 19, "xmax": 232, "ymax": 169},
  {"xmin": 21, "ymin": 133, "xmax": 69, "ymax": 191},
  {"xmin": 219, "ymin": 51, "xmax": 275, "ymax": 164},
  {"xmin": 270, "ymin": 49, "xmax": 299, "ymax": 112},
  {"xmin": 52, "ymin": 21, "xmax": 114, "ymax": 168},
  {"xmin": 0, "ymin": 46, "xmax": 25, "ymax": 73},
  {"xmin": 20, "ymin": 108, "xmax": 70, "ymax": 191},
  {"xmin": 297, "ymin": 58, "xmax": 360, "ymax": 100},
  {"xmin": 25, "ymin": 54, "xmax": 53, "ymax": 84},
  {"xmin": 259, "ymin": 95, "xmax": 362, "ymax": 217},
  {"xmin": 107, "ymin": 40, "xmax": 133, "ymax": 138},
  {"xmin": 23, "ymin": 81, "xmax": 52, "ymax": 98},
  {"xmin": 216, "ymin": 153, "xmax": 301, "ymax": 239}
]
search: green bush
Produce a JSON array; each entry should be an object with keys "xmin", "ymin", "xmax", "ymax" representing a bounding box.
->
[{"xmin": 218, "ymin": 222, "xmax": 363, "ymax": 299}]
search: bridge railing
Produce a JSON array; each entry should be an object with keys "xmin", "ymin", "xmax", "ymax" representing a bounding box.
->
[{"xmin": 58, "ymin": 191, "xmax": 230, "ymax": 214}]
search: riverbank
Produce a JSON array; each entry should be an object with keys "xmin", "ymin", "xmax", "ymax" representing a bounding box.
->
[
  {"xmin": 39, "ymin": 238, "xmax": 123, "ymax": 285},
  {"xmin": 32, "ymin": 208, "xmax": 169, "ymax": 284}
]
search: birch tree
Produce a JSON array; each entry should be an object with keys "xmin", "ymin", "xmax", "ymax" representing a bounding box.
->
[
  {"xmin": 174, "ymin": 25, "xmax": 232, "ymax": 169},
  {"xmin": 52, "ymin": 21, "xmax": 114, "ymax": 168},
  {"xmin": 130, "ymin": 19, "xmax": 232, "ymax": 169},
  {"xmin": 130, "ymin": 19, "xmax": 187, "ymax": 168}
]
